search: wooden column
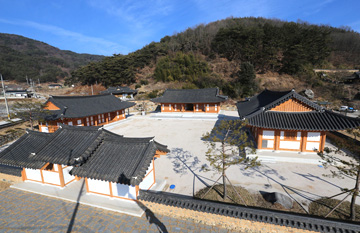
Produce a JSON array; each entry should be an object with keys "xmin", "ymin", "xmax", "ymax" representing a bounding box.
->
[
  {"xmin": 109, "ymin": 182, "xmax": 113, "ymax": 197},
  {"xmin": 320, "ymin": 132, "xmax": 326, "ymax": 152},
  {"xmin": 274, "ymin": 130, "xmax": 280, "ymax": 150},
  {"xmin": 21, "ymin": 168, "xmax": 27, "ymax": 181},
  {"xmin": 58, "ymin": 164, "xmax": 65, "ymax": 187},
  {"xmin": 193, "ymin": 103, "xmax": 195, "ymax": 113},
  {"xmin": 257, "ymin": 128, "xmax": 263, "ymax": 149},
  {"xmin": 85, "ymin": 178, "xmax": 90, "ymax": 193},
  {"xmin": 135, "ymin": 185, "xmax": 140, "ymax": 199},
  {"xmin": 300, "ymin": 131, "xmax": 307, "ymax": 152}
]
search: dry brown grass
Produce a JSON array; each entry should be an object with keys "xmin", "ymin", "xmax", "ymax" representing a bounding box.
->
[
  {"xmin": 0, "ymin": 181, "xmax": 11, "ymax": 192},
  {"xmin": 309, "ymin": 198, "xmax": 360, "ymax": 221},
  {"xmin": 195, "ymin": 184, "xmax": 306, "ymax": 214}
]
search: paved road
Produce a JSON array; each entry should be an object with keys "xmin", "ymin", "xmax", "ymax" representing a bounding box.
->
[{"xmin": 0, "ymin": 188, "xmax": 234, "ymax": 233}]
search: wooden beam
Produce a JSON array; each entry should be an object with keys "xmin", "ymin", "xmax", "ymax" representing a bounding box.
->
[{"xmin": 135, "ymin": 185, "xmax": 139, "ymax": 199}]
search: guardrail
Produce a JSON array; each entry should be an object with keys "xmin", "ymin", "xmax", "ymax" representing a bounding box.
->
[{"xmin": 138, "ymin": 190, "xmax": 360, "ymax": 233}]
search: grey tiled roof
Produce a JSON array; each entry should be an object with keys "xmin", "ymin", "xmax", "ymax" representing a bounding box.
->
[
  {"xmin": 30, "ymin": 124, "xmax": 103, "ymax": 166},
  {"xmin": 45, "ymin": 94, "xmax": 135, "ymax": 120},
  {"xmin": 70, "ymin": 135, "xmax": 169, "ymax": 185},
  {"xmin": 1, "ymin": 124, "xmax": 169, "ymax": 185},
  {"xmin": 0, "ymin": 130, "xmax": 52, "ymax": 169},
  {"xmin": 151, "ymin": 88, "xmax": 228, "ymax": 103},
  {"xmin": 100, "ymin": 86, "xmax": 138, "ymax": 95},
  {"xmin": 248, "ymin": 110, "xmax": 360, "ymax": 131},
  {"xmin": 236, "ymin": 89, "xmax": 360, "ymax": 131}
]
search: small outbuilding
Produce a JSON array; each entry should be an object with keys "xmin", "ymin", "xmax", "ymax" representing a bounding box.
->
[
  {"xmin": 41, "ymin": 94, "xmax": 135, "ymax": 132},
  {"xmin": 151, "ymin": 88, "xmax": 228, "ymax": 113},
  {"xmin": 236, "ymin": 89, "xmax": 360, "ymax": 152},
  {"xmin": 100, "ymin": 86, "xmax": 138, "ymax": 100}
]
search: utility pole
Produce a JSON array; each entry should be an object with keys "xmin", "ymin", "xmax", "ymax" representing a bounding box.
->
[
  {"xmin": 91, "ymin": 84, "xmax": 94, "ymax": 95},
  {"xmin": 0, "ymin": 74, "xmax": 10, "ymax": 120}
]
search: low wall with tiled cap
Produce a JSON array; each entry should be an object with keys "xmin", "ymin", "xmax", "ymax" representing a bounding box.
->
[{"xmin": 138, "ymin": 190, "xmax": 360, "ymax": 233}]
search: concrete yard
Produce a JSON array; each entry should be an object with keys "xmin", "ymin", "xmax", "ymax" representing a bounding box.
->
[{"xmin": 109, "ymin": 111, "xmax": 359, "ymax": 208}]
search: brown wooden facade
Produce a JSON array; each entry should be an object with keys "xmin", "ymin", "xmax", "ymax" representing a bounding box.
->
[
  {"xmin": 249, "ymin": 97, "xmax": 327, "ymax": 152},
  {"xmin": 160, "ymin": 102, "xmax": 221, "ymax": 113},
  {"xmin": 40, "ymin": 102, "xmax": 127, "ymax": 133},
  {"xmin": 251, "ymin": 127, "xmax": 326, "ymax": 152}
]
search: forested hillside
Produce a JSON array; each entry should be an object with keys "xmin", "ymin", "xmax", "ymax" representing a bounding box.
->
[
  {"xmin": 69, "ymin": 18, "xmax": 359, "ymax": 98},
  {"xmin": 0, "ymin": 33, "xmax": 104, "ymax": 83}
]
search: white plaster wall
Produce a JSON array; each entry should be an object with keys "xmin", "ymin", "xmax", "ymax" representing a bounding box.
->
[
  {"xmin": 42, "ymin": 170, "xmax": 61, "ymax": 185},
  {"xmin": 279, "ymin": 141, "xmax": 301, "ymax": 150},
  {"xmin": 139, "ymin": 170, "xmax": 155, "ymax": 190},
  {"xmin": 306, "ymin": 142, "xmax": 320, "ymax": 151},
  {"xmin": 25, "ymin": 168, "xmax": 42, "ymax": 181},
  {"xmin": 111, "ymin": 183, "xmax": 137, "ymax": 199},
  {"xmin": 262, "ymin": 130, "xmax": 275, "ymax": 139},
  {"xmin": 307, "ymin": 132, "xmax": 321, "ymax": 141},
  {"xmin": 88, "ymin": 178, "xmax": 110, "ymax": 195},
  {"xmin": 63, "ymin": 166, "xmax": 75, "ymax": 184}
]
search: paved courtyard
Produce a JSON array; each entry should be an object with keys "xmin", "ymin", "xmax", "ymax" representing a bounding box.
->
[
  {"xmin": 108, "ymin": 112, "xmax": 359, "ymax": 207},
  {"xmin": 0, "ymin": 188, "xmax": 232, "ymax": 233}
]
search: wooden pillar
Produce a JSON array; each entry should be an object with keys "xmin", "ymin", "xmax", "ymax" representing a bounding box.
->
[
  {"xmin": 300, "ymin": 131, "xmax": 307, "ymax": 152},
  {"xmin": 58, "ymin": 164, "xmax": 65, "ymax": 187},
  {"xmin": 274, "ymin": 130, "xmax": 280, "ymax": 150},
  {"xmin": 85, "ymin": 178, "xmax": 90, "ymax": 193},
  {"xmin": 109, "ymin": 182, "xmax": 113, "ymax": 197},
  {"xmin": 193, "ymin": 103, "xmax": 195, "ymax": 113},
  {"xmin": 95, "ymin": 116, "xmax": 98, "ymax": 126},
  {"xmin": 135, "ymin": 185, "xmax": 140, "ymax": 199},
  {"xmin": 320, "ymin": 132, "xmax": 326, "ymax": 152},
  {"xmin": 21, "ymin": 168, "xmax": 27, "ymax": 181},
  {"xmin": 106, "ymin": 116, "xmax": 109, "ymax": 124},
  {"xmin": 75, "ymin": 176, "xmax": 81, "ymax": 181},
  {"xmin": 152, "ymin": 158, "xmax": 156, "ymax": 183},
  {"xmin": 257, "ymin": 128, "xmax": 263, "ymax": 149}
]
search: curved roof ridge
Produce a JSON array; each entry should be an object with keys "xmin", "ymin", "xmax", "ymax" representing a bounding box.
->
[{"xmin": 50, "ymin": 94, "xmax": 111, "ymax": 99}]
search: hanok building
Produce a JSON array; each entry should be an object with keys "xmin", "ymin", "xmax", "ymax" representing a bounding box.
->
[
  {"xmin": 100, "ymin": 86, "xmax": 138, "ymax": 100},
  {"xmin": 0, "ymin": 125, "xmax": 169, "ymax": 200},
  {"xmin": 151, "ymin": 88, "xmax": 228, "ymax": 113},
  {"xmin": 236, "ymin": 89, "xmax": 360, "ymax": 152},
  {"xmin": 41, "ymin": 94, "xmax": 135, "ymax": 133}
]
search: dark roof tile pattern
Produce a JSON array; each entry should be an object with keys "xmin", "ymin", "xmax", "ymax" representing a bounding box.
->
[
  {"xmin": 30, "ymin": 124, "xmax": 103, "ymax": 165},
  {"xmin": 138, "ymin": 190, "xmax": 360, "ymax": 233},
  {"xmin": 70, "ymin": 135, "xmax": 169, "ymax": 185},
  {"xmin": 45, "ymin": 94, "xmax": 135, "ymax": 120},
  {"xmin": 248, "ymin": 110, "xmax": 360, "ymax": 131},
  {"xmin": 0, "ymin": 130, "xmax": 52, "ymax": 169},
  {"xmin": 236, "ymin": 89, "xmax": 360, "ymax": 131},
  {"xmin": 100, "ymin": 86, "xmax": 138, "ymax": 95},
  {"xmin": 151, "ymin": 88, "xmax": 227, "ymax": 104}
]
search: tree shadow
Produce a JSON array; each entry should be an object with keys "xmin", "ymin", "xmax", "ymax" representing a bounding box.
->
[
  {"xmin": 248, "ymin": 167, "xmax": 325, "ymax": 204},
  {"xmin": 240, "ymin": 164, "xmax": 287, "ymax": 181},
  {"xmin": 293, "ymin": 172, "xmax": 344, "ymax": 190},
  {"xmin": 167, "ymin": 148, "xmax": 202, "ymax": 176},
  {"xmin": 136, "ymin": 201, "xmax": 168, "ymax": 233}
]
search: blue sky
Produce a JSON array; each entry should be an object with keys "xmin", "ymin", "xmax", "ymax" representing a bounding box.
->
[{"xmin": 0, "ymin": 0, "xmax": 359, "ymax": 56}]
